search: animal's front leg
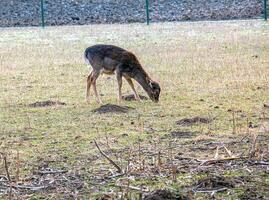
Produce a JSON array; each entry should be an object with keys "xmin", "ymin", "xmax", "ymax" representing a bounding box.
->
[
  {"xmin": 125, "ymin": 77, "xmax": 141, "ymax": 101},
  {"xmin": 116, "ymin": 71, "xmax": 123, "ymax": 102}
]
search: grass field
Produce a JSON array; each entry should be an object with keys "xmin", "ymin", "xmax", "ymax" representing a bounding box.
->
[{"xmin": 0, "ymin": 20, "xmax": 269, "ymax": 199}]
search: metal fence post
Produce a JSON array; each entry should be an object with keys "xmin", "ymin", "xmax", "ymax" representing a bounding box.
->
[
  {"xmin": 264, "ymin": 0, "xmax": 268, "ymax": 20},
  {"xmin": 145, "ymin": 0, "xmax": 150, "ymax": 25},
  {"xmin": 40, "ymin": 0, "xmax": 45, "ymax": 27}
]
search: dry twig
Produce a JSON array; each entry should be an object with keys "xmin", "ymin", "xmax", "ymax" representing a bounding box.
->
[
  {"xmin": 38, "ymin": 169, "xmax": 68, "ymax": 175},
  {"xmin": 115, "ymin": 184, "xmax": 149, "ymax": 192},
  {"xmin": 223, "ymin": 145, "xmax": 233, "ymax": 157},
  {"xmin": 93, "ymin": 140, "xmax": 123, "ymax": 173},
  {"xmin": 2, "ymin": 180, "xmax": 55, "ymax": 191},
  {"xmin": 199, "ymin": 156, "xmax": 248, "ymax": 166},
  {"xmin": 1, "ymin": 154, "xmax": 11, "ymax": 182}
]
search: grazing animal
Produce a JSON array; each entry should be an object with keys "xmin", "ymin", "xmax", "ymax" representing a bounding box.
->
[{"xmin": 84, "ymin": 44, "xmax": 161, "ymax": 103}]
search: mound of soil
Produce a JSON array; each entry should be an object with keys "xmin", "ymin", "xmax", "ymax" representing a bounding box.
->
[
  {"xmin": 170, "ymin": 131, "xmax": 197, "ymax": 138},
  {"xmin": 92, "ymin": 104, "xmax": 135, "ymax": 114},
  {"xmin": 29, "ymin": 100, "xmax": 66, "ymax": 107},
  {"xmin": 122, "ymin": 94, "xmax": 148, "ymax": 101},
  {"xmin": 176, "ymin": 117, "xmax": 212, "ymax": 126},
  {"xmin": 193, "ymin": 175, "xmax": 235, "ymax": 192},
  {"xmin": 143, "ymin": 189, "xmax": 189, "ymax": 200}
]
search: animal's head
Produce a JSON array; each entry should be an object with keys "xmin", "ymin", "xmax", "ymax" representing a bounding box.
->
[{"xmin": 148, "ymin": 80, "xmax": 161, "ymax": 102}]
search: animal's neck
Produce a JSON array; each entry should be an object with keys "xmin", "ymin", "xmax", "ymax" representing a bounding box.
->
[{"xmin": 133, "ymin": 71, "xmax": 151, "ymax": 94}]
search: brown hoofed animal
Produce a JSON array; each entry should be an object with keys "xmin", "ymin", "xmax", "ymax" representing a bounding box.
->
[{"xmin": 84, "ymin": 44, "xmax": 161, "ymax": 103}]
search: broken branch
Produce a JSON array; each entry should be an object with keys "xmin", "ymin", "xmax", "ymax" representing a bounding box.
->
[
  {"xmin": 93, "ymin": 139, "xmax": 123, "ymax": 173},
  {"xmin": 2, "ymin": 154, "xmax": 11, "ymax": 182},
  {"xmin": 199, "ymin": 156, "xmax": 248, "ymax": 166}
]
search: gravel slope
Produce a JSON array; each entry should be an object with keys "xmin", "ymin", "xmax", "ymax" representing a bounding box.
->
[{"xmin": 0, "ymin": 0, "xmax": 263, "ymax": 27}]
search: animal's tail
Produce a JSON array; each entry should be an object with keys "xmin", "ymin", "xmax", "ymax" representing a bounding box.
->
[{"xmin": 84, "ymin": 50, "xmax": 90, "ymax": 65}]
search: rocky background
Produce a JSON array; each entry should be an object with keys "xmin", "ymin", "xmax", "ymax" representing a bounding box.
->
[{"xmin": 0, "ymin": 0, "xmax": 263, "ymax": 27}]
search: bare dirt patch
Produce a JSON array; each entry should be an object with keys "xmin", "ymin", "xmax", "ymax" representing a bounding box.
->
[
  {"xmin": 176, "ymin": 117, "xmax": 212, "ymax": 126},
  {"xmin": 92, "ymin": 104, "xmax": 135, "ymax": 114},
  {"xmin": 122, "ymin": 94, "xmax": 148, "ymax": 101},
  {"xmin": 29, "ymin": 100, "xmax": 66, "ymax": 107},
  {"xmin": 143, "ymin": 189, "xmax": 190, "ymax": 200}
]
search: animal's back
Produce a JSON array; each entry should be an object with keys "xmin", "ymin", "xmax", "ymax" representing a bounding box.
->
[
  {"xmin": 84, "ymin": 44, "xmax": 141, "ymax": 74},
  {"xmin": 84, "ymin": 44, "xmax": 126, "ymax": 63}
]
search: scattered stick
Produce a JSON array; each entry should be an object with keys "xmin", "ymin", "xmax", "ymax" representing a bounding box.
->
[
  {"xmin": 172, "ymin": 165, "xmax": 177, "ymax": 182},
  {"xmin": 249, "ymin": 160, "xmax": 269, "ymax": 165},
  {"xmin": 214, "ymin": 146, "xmax": 219, "ymax": 159},
  {"xmin": 199, "ymin": 156, "xmax": 248, "ymax": 166},
  {"xmin": 38, "ymin": 169, "xmax": 68, "ymax": 175},
  {"xmin": 2, "ymin": 154, "xmax": 11, "ymax": 182},
  {"xmin": 232, "ymin": 110, "xmax": 236, "ymax": 134},
  {"xmin": 193, "ymin": 187, "xmax": 227, "ymax": 193},
  {"xmin": 93, "ymin": 139, "xmax": 123, "ymax": 173},
  {"xmin": 157, "ymin": 151, "xmax": 162, "ymax": 167},
  {"xmin": 107, "ymin": 173, "xmax": 125, "ymax": 179},
  {"xmin": 115, "ymin": 184, "xmax": 149, "ymax": 192},
  {"xmin": 2, "ymin": 180, "xmax": 55, "ymax": 191},
  {"xmin": 193, "ymin": 187, "xmax": 228, "ymax": 194},
  {"xmin": 249, "ymin": 134, "xmax": 258, "ymax": 158},
  {"xmin": 15, "ymin": 150, "xmax": 20, "ymax": 182},
  {"xmin": 223, "ymin": 145, "xmax": 233, "ymax": 157}
]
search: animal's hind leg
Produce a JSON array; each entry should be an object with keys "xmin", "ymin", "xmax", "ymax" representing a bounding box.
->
[
  {"xmin": 91, "ymin": 70, "xmax": 102, "ymax": 104},
  {"xmin": 125, "ymin": 77, "xmax": 140, "ymax": 101},
  {"xmin": 86, "ymin": 71, "xmax": 93, "ymax": 101}
]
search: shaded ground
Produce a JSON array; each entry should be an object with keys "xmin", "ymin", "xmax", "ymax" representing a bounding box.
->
[
  {"xmin": 193, "ymin": 175, "xmax": 235, "ymax": 192},
  {"xmin": 170, "ymin": 131, "xmax": 197, "ymax": 138},
  {"xmin": 123, "ymin": 94, "xmax": 148, "ymax": 101},
  {"xmin": 176, "ymin": 117, "xmax": 212, "ymax": 126},
  {"xmin": 29, "ymin": 100, "xmax": 66, "ymax": 107},
  {"xmin": 92, "ymin": 104, "xmax": 135, "ymax": 114},
  {"xmin": 143, "ymin": 189, "xmax": 190, "ymax": 200}
]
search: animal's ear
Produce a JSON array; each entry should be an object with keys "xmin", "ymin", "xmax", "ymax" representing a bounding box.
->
[{"xmin": 154, "ymin": 79, "xmax": 160, "ymax": 85}]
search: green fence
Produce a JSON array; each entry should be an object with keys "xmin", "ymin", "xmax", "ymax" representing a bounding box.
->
[
  {"xmin": 264, "ymin": 0, "xmax": 268, "ymax": 20},
  {"xmin": 40, "ymin": 0, "xmax": 45, "ymax": 27}
]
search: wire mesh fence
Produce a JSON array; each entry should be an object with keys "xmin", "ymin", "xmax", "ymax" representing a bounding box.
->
[{"xmin": 0, "ymin": 0, "xmax": 265, "ymax": 28}]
